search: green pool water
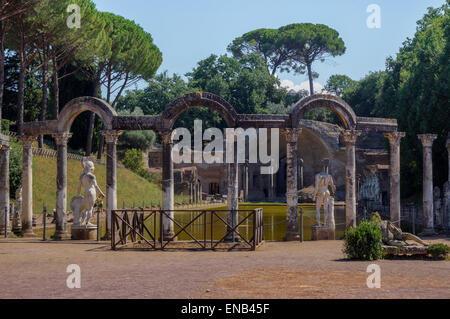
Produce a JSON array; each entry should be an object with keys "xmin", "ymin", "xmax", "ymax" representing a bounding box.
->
[{"xmin": 141, "ymin": 204, "xmax": 346, "ymax": 242}]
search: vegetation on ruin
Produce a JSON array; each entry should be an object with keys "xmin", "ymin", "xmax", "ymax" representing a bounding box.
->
[{"xmin": 427, "ymin": 243, "xmax": 450, "ymax": 259}]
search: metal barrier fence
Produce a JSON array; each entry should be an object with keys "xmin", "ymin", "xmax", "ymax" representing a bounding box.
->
[{"xmin": 111, "ymin": 208, "xmax": 264, "ymax": 251}]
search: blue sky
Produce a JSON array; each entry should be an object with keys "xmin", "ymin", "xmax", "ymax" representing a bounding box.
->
[{"xmin": 92, "ymin": 0, "xmax": 445, "ymax": 91}]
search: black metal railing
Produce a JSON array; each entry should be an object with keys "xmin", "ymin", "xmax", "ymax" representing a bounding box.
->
[{"xmin": 111, "ymin": 209, "xmax": 264, "ymax": 251}]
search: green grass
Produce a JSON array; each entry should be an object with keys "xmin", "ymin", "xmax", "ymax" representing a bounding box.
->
[{"xmin": 31, "ymin": 156, "xmax": 187, "ymax": 214}]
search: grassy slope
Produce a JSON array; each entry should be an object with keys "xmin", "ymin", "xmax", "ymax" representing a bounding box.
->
[{"xmin": 32, "ymin": 157, "xmax": 178, "ymax": 213}]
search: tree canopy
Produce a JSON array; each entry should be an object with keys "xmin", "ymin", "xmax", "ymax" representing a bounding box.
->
[
  {"xmin": 342, "ymin": 1, "xmax": 450, "ymax": 198},
  {"xmin": 228, "ymin": 23, "xmax": 346, "ymax": 95}
]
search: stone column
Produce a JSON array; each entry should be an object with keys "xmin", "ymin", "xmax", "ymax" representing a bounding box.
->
[
  {"xmin": 243, "ymin": 161, "xmax": 249, "ymax": 202},
  {"xmin": 282, "ymin": 128, "xmax": 302, "ymax": 241},
  {"xmin": 418, "ymin": 134, "xmax": 438, "ymax": 235},
  {"xmin": 103, "ymin": 130, "xmax": 121, "ymax": 240},
  {"xmin": 343, "ymin": 130, "xmax": 362, "ymax": 229},
  {"xmin": 447, "ymin": 133, "xmax": 450, "ymax": 183},
  {"xmin": 226, "ymin": 161, "xmax": 239, "ymax": 241},
  {"xmin": 19, "ymin": 136, "xmax": 36, "ymax": 237},
  {"xmin": 161, "ymin": 130, "xmax": 175, "ymax": 238},
  {"xmin": 268, "ymin": 166, "xmax": 275, "ymax": 201},
  {"xmin": 446, "ymin": 133, "xmax": 450, "ymax": 232},
  {"xmin": 384, "ymin": 132, "xmax": 405, "ymax": 227},
  {"xmin": 297, "ymin": 158, "xmax": 304, "ymax": 190},
  {"xmin": 0, "ymin": 138, "xmax": 10, "ymax": 236},
  {"xmin": 53, "ymin": 133, "xmax": 72, "ymax": 240}
]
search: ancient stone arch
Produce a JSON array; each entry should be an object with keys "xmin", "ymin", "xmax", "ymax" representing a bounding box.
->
[
  {"xmin": 57, "ymin": 97, "xmax": 118, "ymax": 133},
  {"xmin": 18, "ymin": 92, "xmax": 405, "ymax": 241},
  {"xmin": 289, "ymin": 94, "xmax": 357, "ymax": 130},
  {"xmin": 162, "ymin": 92, "xmax": 238, "ymax": 129}
]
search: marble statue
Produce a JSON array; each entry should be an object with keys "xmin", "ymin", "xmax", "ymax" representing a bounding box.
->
[
  {"xmin": 70, "ymin": 159, "xmax": 105, "ymax": 227},
  {"xmin": 360, "ymin": 170, "xmax": 381, "ymax": 204},
  {"xmin": 313, "ymin": 170, "xmax": 336, "ymax": 227},
  {"xmin": 380, "ymin": 219, "xmax": 428, "ymax": 247}
]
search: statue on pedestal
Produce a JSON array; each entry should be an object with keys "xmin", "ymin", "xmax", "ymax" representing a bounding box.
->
[
  {"xmin": 313, "ymin": 168, "xmax": 336, "ymax": 227},
  {"xmin": 70, "ymin": 159, "xmax": 105, "ymax": 227}
]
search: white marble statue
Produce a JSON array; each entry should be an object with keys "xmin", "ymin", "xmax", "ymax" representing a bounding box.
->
[
  {"xmin": 70, "ymin": 159, "xmax": 105, "ymax": 227},
  {"xmin": 360, "ymin": 171, "xmax": 381, "ymax": 204},
  {"xmin": 313, "ymin": 171, "xmax": 336, "ymax": 227}
]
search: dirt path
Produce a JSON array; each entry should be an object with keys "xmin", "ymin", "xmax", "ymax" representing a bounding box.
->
[{"xmin": 0, "ymin": 238, "xmax": 448, "ymax": 299}]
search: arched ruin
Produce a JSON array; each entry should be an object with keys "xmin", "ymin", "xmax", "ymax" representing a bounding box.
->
[{"xmin": 15, "ymin": 92, "xmax": 404, "ymax": 240}]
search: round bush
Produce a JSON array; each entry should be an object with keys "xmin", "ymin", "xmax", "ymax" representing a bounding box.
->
[{"xmin": 343, "ymin": 220, "xmax": 384, "ymax": 261}]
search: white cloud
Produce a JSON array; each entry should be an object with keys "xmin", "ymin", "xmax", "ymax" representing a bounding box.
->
[{"xmin": 280, "ymin": 79, "xmax": 325, "ymax": 95}]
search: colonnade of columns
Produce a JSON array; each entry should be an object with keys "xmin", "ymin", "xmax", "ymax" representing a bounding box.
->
[{"xmin": 9, "ymin": 124, "xmax": 427, "ymax": 240}]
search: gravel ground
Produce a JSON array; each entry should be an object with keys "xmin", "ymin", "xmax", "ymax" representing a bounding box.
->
[{"xmin": 0, "ymin": 238, "xmax": 448, "ymax": 299}]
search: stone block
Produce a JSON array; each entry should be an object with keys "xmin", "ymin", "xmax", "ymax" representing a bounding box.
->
[
  {"xmin": 311, "ymin": 225, "xmax": 335, "ymax": 240},
  {"xmin": 71, "ymin": 225, "xmax": 97, "ymax": 240}
]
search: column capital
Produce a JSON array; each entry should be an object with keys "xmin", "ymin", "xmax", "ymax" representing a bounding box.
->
[
  {"xmin": 52, "ymin": 133, "xmax": 72, "ymax": 146},
  {"xmin": 281, "ymin": 128, "xmax": 302, "ymax": 143},
  {"xmin": 343, "ymin": 130, "xmax": 362, "ymax": 146},
  {"xmin": 418, "ymin": 134, "xmax": 438, "ymax": 148},
  {"xmin": 384, "ymin": 131, "xmax": 406, "ymax": 147},
  {"xmin": 102, "ymin": 130, "xmax": 122, "ymax": 144},
  {"xmin": 159, "ymin": 130, "xmax": 174, "ymax": 145},
  {"xmin": 18, "ymin": 135, "xmax": 36, "ymax": 148},
  {"xmin": 0, "ymin": 144, "xmax": 10, "ymax": 151}
]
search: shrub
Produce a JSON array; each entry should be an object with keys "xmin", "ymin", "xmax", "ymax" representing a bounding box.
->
[
  {"xmin": 122, "ymin": 148, "xmax": 162, "ymax": 185},
  {"xmin": 427, "ymin": 243, "xmax": 450, "ymax": 259},
  {"xmin": 122, "ymin": 148, "xmax": 143, "ymax": 173},
  {"xmin": 343, "ymin": 220, "xmax": 384, "ymax": 261}
]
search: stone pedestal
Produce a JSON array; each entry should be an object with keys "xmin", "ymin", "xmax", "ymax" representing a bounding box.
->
[
  {"xmin": 311, "ymin": 225, "xmax": 335, "ymax": 241},
  {"xmin": 71, "ymin": 225, "xmax": 97, "ymax": 240}
]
